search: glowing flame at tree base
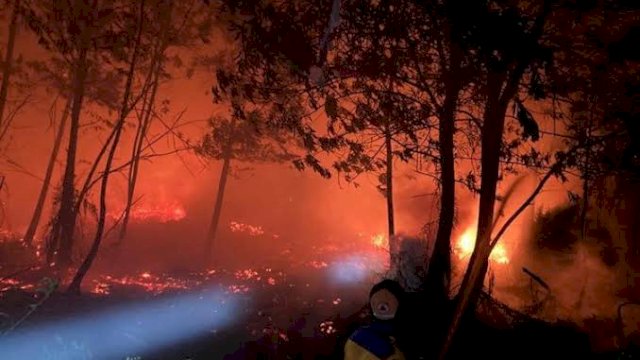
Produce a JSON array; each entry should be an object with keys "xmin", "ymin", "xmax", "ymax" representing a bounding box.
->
[{"xmin": 455, "ymin": 227, "xmax": 509, "ymax": 264}]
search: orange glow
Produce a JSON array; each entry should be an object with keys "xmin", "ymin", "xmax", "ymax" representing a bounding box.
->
[
  {"xmin": 89, "ymin": 272, "xmax": 194, "ymax": 295},
  {"xmin": 371, "ymin": 233, "xmax": 387, "ymax": 249},
  {"xmin": 0, "ymin": 277, "xmax": 36, "ymax": 293},
  {"xmin": 109, "ymin": 202, "xmax": 186, "ymax": 223},
  {"xmin": 229, "ymin": 221, "xmax": 265, "ymax": 236},
  {"xmin": 455, "ymin": 226, "xmax": 509, "ymax": 264},
  {"xmin": 130, "ymin": 203, "xmax": 186, "ymax": 222}
]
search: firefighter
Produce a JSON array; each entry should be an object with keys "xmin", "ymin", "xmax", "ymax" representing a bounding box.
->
[{"xmin": 344, "ymin": 279, "xmax": 406, "ymax": 360}]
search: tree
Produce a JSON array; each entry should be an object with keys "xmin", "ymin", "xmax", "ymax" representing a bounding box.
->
[
  {"xmin": 211, "ymin": 8, "xmax": 597, "ymax": 357},
  {"xmin": 22, "ymin": 98, "xmax": 70, "ymax": 246},
  {"xmin": 197, "ymin": 101, "xmax": 299, "ymax": 265},
  {"xmin": 328, "ymin": 85, "xmax": 430, "ymax": 271},
  {"xmin": 0, "ymin": 0, "xmax": 20, "ymax": 140},
  {"xmin": 119, "ymin": 0, "xmax": 216, "ymax": 241},
  {"xmin": 67, "ymin": 0, "xmax": 147, "ymax": 294},
  {"xmin": 436, "ymin": 1, "xmax": 616, "ymax": 357},
  {"xmin": 420, "ymin": 3, "xmax": 467, "ymax": 303},
  {"xmin": 213, "ymin": 0, "xmax": 441, "ymax": 273},
  {"xmin": 25, "ymin": 0, "xmax": 122, "ymax": 268}
]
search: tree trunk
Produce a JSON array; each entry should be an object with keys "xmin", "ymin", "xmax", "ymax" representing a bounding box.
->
[
  {"xmin": 68, "ymin": 0, "xmax": 145, "ymax": 294},
  {"xmin": 120, "ymin": 3, "xmax": 173, "ymax": 241},
  {"xmin": 0, "ymin": 0, "xmax": 19, "ymax": 133},
  {"xmin": 437, "ymin": 4, "xmax": 551, "ymax": 352},
  {"xmin": 580, "ymin": 165, "xmax": 589, "ymax": 240},
  {"xmin": 438, "ymin": 81, "xmax": 508, "ymax": 359},
  {"xmin": 23, "ymin": 100, "xmax": 71, "ymax": 246},
  {"xmin": 205, "ymin": 118, "xmax": 236, "ymax": 266},
  {"xmin": 55, "ymin": 45, "xmax": 89, "ymax": 268},
  {"xmin": 427, "ymin": 85, "xmax": 459, "ymax": 301},
  {"xmin": 580, "ymin": 111, "xmax": 592, "ymax": 240},
  {"xmin": 385, "ymin": 123, "xmax": 397, "ymax": 270},
  {"xmin": 426, "ymin": 44, "xmax": 462, "ymax": 303},
  {"xmin": 120, "ymin": 64, "xmax": 160, "ymax": 241}
]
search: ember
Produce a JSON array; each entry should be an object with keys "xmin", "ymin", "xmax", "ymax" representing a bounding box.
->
[
  {"xmin": 0, "ymin": 278, "xmax": 34, "ymax": 292},
  {"xmin": 228, "ymin": 284, "xmax": 250, "ymax": 294},
  {"xmin": 319, "ymin": 320, "xmax": 337, "ymax": 335},
  {"xmin": 89, "ymin": 272, "xmax": 195, "ymax": 296},
  {"xmin": 235, "ymin": 269, "xmax": 260, "ymax": 280},
  {"xmin": 229, "ymin": 221, "xmax": 265, "ymax": 236},
  {"xmin": 308, "ymin": 260, "xmax": 328, "ymax": 269}
]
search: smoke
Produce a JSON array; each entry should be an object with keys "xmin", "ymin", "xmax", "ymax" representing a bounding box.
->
[{"xmin": 445, "ymin": 170, "xmax": 624, "ymax": 324}]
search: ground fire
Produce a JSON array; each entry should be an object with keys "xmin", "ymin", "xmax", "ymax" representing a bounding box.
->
[{"xmin": 1, "ymin": 0, "xmax": 639, "ymax": 359}]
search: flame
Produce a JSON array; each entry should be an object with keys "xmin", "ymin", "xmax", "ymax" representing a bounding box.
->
[
  {"xmin": 109, "ymin": 202, "xmax": 186, "ymax": 223},
  {"xmin": 455, "ymin": 227, "xmax": 509, "ymax": 264},
  {"xmin": 229, "ymin": 221, "xmax": 265, "ymax": 236},
  {"xmin": 90, "ymin": 271, "xmax": 195, "ymax": 295},
  {"xmin": 370, "ymin": 233, "xmax": 387, "ymax": 249},
  {"xmin": 129, "ymin": 203, "xmax": 186, "ymax": 223}
]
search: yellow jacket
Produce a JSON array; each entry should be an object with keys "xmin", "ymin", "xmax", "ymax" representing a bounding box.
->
[{"xmin": 343, "ymin": 322, "xmax": 405, "ymax": 360}]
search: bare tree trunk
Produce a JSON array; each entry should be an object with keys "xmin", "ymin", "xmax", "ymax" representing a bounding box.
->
[
  {"xmin": 120, "ymin": 2, "xmax": 173, "ymax": 241},
  {"xmin": 56, "ymin": 45, "xmax": 89, "ymax": 268},
  {"xmin": 580, "ymin": 109, "xmax": 593, "ymax": 240},
  {"xmin": 68, "ymin": 1, "xmax": 145, "ymax": 294},
  {"xmin": 23, "ymin": 100, "xmax": 71, "ymax": 246},
  {"xmin": 205, "ymin": 117, "xmax": 236, "ymax": 266},
  {"xmin": 120, "ymin": 65, "xmax": 160, "ymax": 241},
  {"xmin": 580, "ymin": 163, "xmax": 589, "ymax": 240},
  {"xmin": 0, "ymin": 0, "xmax": 19, "ymax": 133},
  {"xmin": 439, "ymin": 89, "xmax": 507, "ymax": 360},
  {"xmin": 384, "ymin": 123, "xmax": 397, "ymax": 269},
  {"xmin": 426, "ymin": 41, "xmax": 462, "ymax": 302}
]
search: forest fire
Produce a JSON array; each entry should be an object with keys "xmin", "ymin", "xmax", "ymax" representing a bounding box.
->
[
  {"xmin": 129, "ymin": 203, "xmax": 186, "ymax": 223},
  {"xmin": 1, "ymin": 0, "xmax": 639, "ymax": 357},
  {"xmin": 455, "ymin": 226, "xmax": 509, "ymax": 264},
  {"xmin": 108, "ymin": 202, "xmax": 187, "ymax": 223}
]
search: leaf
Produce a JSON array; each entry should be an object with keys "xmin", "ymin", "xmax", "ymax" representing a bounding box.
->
[
  {"xmin": 292, "ymin": 158, "xmax": 305, "ymax": 171},
  {"xmin": 514, "ymin": 100, "xmax": 540, "ymax": 142},
  {"xmin": 324, "ymin": 95, "xmax": 338, "ymax": 120}
]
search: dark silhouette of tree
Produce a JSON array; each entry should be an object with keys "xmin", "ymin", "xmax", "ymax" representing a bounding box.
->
[
  {"xmin": 22, "ymin": 0, "xmax": 213, "ymax": 271},
  {"xmin": 120, "ymin": 0, "xmax": 216, "ymax": 241},
  {"xmin": 212, "ymin": 0, "xmax": 442, "ymax": 272},
  {"xmin": 0, "ymin": 0, "xmax": 20, "ymax": 140},
  {"xmin": 439, "ymin": 0, "xmax": 640, "ymax": 357},
  {"xmin": 67, "ymin": 0, "xmax": 147, "ymax": 295},
  {"xmin": 22, "ymin": 99, "xmax": 70, "ymax": 246},
  {"xmin": 25, "ymin": 0, "xmax": 125, "ymax": 268},
  {"xmin": 197, "ymin": 101, "xmax": 299, "ymax": 265},
  {"xmin": 439, "ymin": 2, "xmax": 555, "ymax": 357}
]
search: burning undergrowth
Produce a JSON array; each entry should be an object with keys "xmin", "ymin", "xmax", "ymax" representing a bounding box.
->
[
  {"xmin": 0, "ymin": 212, "xmax": 634, "ymax": 358},
  {"xmin": 0, "ymin": 227, "xmax": 388, "ymax": 359}
]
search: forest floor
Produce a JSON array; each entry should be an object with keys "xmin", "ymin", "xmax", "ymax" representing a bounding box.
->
[
  {"xmin": 0, "ymin": 236, "xmax": 634, "ymax": 359},
  {"xmin": 0, "ymin": 240, "xmax": 381, "ymax": 359}
]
